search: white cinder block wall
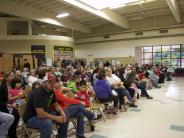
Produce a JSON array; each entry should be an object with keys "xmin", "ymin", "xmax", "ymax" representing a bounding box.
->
[
  {"xmin": 75, "ymin": 36, "xmax": 184, "ymax": 59},
  {"xmin": 75, "ymin": 41, "xmax": 134, "ymax": 58}
]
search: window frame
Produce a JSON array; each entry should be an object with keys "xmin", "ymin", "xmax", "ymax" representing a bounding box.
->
[{"xmin": 142, "ymin": 44, "xmax": 183, "ymax": 67}]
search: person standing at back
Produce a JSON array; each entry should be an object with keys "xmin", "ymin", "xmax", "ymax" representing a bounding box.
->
[{"xmin": 23, "ymin": 59, "xmax": 30, "ymax": 71}]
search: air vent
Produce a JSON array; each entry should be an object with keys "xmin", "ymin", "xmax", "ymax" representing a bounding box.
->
[
  {"xmin": 103, "ymin": 35, "xmax": 110, "ymax": 39},
  {"xmin": 135, "ymin": 32, "xmax": 143, "ymax": 36},
  {"xmin": 160, "ymin": 29, "xmax": 168, "ymax": 33}
]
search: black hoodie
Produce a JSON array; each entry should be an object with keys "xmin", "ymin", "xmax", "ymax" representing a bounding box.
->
[{"xmin": 0, "ymin": 80, "xmax": 9, "ymax": 113}]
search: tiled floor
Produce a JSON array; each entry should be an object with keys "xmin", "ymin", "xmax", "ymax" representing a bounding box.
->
[{"xmin": 69, "ymin": 77, "xmax": 184, "ymax": 138}]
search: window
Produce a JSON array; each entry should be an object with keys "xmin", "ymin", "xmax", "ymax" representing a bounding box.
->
[
  {"xmin": 7, "ymin": 21, "xmax": 28, "ymax": 35},
  {"xmin": 171, "ymin": 59, "xmax": 180, "ymax": 67},
  {"xmin": 153, "ymin": 59, "xmax": 161, "ymax": 65},
  {"xmin": 162, "ymin": 46, "xmax": 170, "ymax": 58},
  {"xmin": 142, "ymin": 44, "xmax": 183, "ymax": 68},
  {"xmin": 153, "ymin": 46, "xmax": 161, "ymax": 52},
  {"xmin": 171, "ymin": 51, "xmax": 180, "ymax": 58},
  {"xmin": 171, "ymin": 45, "xmax": 180, "ymax": 51},
  {"xmin": 153, "ymin": 53, "xmax": 161, "ymax": 58},
  {"xmin": 144, "ymin": 53, "xmax": 152, "ymax": 59},
  {"xmin": 162, "ymin": 59, "xmax": 170, "ymax": 66},
  {"xmin": 181, "ymin": 59, "xmax": 184, "ymax": 67},
  {"xmin": 144, "ymin": 59, "xmax": 152, "ymax": 64},
  {"xmin": 143, "ymin": 47, "xmax": 152, "ymax": 52}
]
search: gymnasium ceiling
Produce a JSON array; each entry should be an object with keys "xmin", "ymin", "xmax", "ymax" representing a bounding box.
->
[{"xmin": 0, "ymin": 0, "xmax": 184, "ymax": 34}]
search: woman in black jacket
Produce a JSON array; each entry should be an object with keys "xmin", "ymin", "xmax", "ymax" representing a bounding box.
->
[
  {"xmin": 0, "ymin": 72, "xmax": 20, "ymax": 138},
  {"xmin": 126, "ymin": 70, "xmax": 153, "ymax": 99}
]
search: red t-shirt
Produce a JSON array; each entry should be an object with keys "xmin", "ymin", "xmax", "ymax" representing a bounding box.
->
[
  {"xmin": 76, "ymin": 91, "xmax": 92, "ymax": 107},
  {"xmin": 54, "ymin": 89, "xmax": 81, "ymax": 110},
  {"xmin": 138, "ymin": 72, "xmax": 145, "ymax": 80}
]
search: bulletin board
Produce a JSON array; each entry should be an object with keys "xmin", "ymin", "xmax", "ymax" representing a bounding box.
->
[{"xmin": 54, "ymin": 46, "xmax": 73, "ymax": 61}]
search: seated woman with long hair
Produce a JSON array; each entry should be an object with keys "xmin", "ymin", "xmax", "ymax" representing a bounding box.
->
[
  {"xmin": 0, "ymin": 72, "xmax": 20, "ymax": 138},
  {"xmin": 126, "ymin": 70, "xmax": 153, "ymax": 99}
]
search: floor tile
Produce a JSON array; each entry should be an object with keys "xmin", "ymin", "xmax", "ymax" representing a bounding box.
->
[
  {"xmin": 67, "ymin": 77, "xmax": 184, "ymax": 138},
  {"xmin": 129, "ymin": 108, "xmax": 142, "ymax": 112},
  {"xmin": 89, "ymin": 134, "xmax": 108, "ymax": 138}
]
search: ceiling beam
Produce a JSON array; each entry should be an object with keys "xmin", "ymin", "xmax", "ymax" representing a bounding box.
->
[
  {"xmin": 0, "ymin": 0, "xmax": 91, "ymax": 33},
  {"xmin": 62, "ymin": 0, "xmax": 130, "ymax": 29},
  {"xmin": 102, "ymin": 9, "xmax": 130, "ymax": 29},
  {"xmin": 166, "ymin": 0, "xmax": 181, "ymax": 23}
]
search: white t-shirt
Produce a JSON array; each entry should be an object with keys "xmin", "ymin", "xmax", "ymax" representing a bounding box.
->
[
  {"xmin": 28, "ymin": 76, "xmax": 38, "ymax": 86},
  {"xmin": 106, "ymin": 74, "xmax": 121, "ymax": 86}
]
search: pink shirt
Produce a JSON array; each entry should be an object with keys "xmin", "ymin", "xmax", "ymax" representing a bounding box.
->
[{"xmin": 9, "ymin": 88, "xmax": 22, "ymax": 104}]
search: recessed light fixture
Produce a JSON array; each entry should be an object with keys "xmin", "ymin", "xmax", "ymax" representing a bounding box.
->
[{"xmin": 56, "ymin": 12, "xmax": 69, "ymax": 18}]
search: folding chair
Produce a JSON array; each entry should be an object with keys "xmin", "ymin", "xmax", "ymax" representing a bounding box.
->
[
  {"xmin": 24, "ymin": 86, "xmax": 32, "ymax": 102},
  {"xmin": 90, "ymin": 98, "xmax": 107, "ymax": 122},
  {"xmin": 18, "ymin": 103, "xmax": 40, "ymax": 138},
  {"xmin": 18, "ymin": 103, "xmax": 57, "ymax": 138}
]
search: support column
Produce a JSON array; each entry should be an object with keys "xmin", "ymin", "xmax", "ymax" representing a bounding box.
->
[
  {"xmin": 0, "ymin": 18, "xmax": 7, "ymax": 37},
  {"xmin": 28, "ymin": 20, "xmax": 32, "ymax": 36}
]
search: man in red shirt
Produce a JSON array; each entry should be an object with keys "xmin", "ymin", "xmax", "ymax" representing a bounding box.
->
[{"xmin": 54, "ymin": 80, "xmax": 96, "ymax": 138}]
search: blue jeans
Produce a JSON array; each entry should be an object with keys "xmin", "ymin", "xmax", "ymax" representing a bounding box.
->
[
  {"xmin": 26, "ymin": 117, "xmax": 53, "ymax": 138},
  {"xmin": 115, "ymin": 87, "xmax": 133, "ymax": 103},
  {"xmin": 66, "ymin": 104, "xmax": 94, "ymax": 121},
  {"xmin": 58, "ymin": 104, "xmax": 94, "ymax": 138},
  {"xmin": 114, "ymin": 87, "xmax": 125, "ymax": 108},
  {"xmin": 124, "ymin": 89, "xmax": 134, "ymax": 102},
  {"xmin": 149, "ymin": 76, "xmax": 159, "ymax": 87},
  {"xmin": 0, "ymin": 112, "xmax": 14, "ymax": 138},
  {"xmin": 136, "ymin": 83, "xmax": 149, "ymax": 97}
]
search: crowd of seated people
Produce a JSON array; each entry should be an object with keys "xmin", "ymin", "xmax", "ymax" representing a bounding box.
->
[{"xmin": 0, "ymin": 61, "xmax": 172, "ymax": 138}]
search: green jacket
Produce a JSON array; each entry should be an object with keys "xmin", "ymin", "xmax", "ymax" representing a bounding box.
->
[{"xmin": 67, "ymin": 81, "xmax": 78, "ymax": 93}]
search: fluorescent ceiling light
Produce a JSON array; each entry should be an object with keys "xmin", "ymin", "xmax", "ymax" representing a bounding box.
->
[
  {"xmin": 56, "ymin": 12, "xmax": 69, "ymax": 18},
  {"xmin": 67, "ymin": 0, "xmax": 141, "ymax": 10}
]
